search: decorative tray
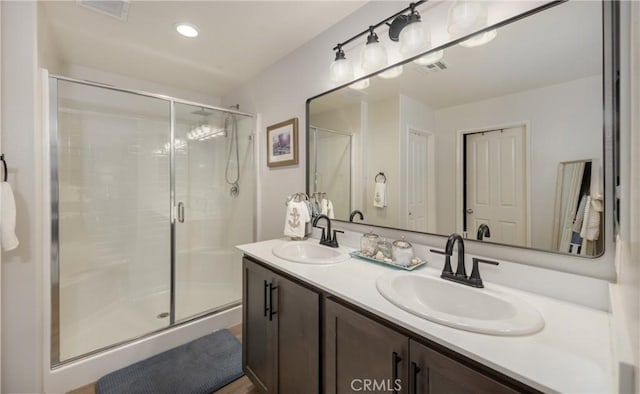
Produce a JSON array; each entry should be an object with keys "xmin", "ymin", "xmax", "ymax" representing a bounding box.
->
[{"xmin": 349, "ymin": 251, "xmax": 427, "ymax": 271}]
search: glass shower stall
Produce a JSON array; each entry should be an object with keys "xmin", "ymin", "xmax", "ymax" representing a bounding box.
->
[{"xmin": 49, "ymin": 77, "xmax": 255, "ymax": 364}]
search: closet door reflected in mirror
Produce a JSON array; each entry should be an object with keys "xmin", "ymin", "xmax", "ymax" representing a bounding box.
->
[{"xmin": 306, "ymin": 0, "xmax": 609, "ymax": 257}]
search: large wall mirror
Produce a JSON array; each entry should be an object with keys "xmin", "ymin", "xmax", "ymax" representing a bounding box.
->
[{"xmin": 307, "ymin": 0, "xmax": 611, "ymax": 258}]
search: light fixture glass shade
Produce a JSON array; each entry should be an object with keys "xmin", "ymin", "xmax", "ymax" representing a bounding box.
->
[
  {"xmin": 329, "ymin": 57, "xmax": 354, "ymax": 84},
  {"xmin": 459, "ymin": 29, "xmax": 497, "ymax": 47},
  {"xmin": 349, "ymin": 78, "xmax": 370, "ymax": 90},
  {"xmin": 379, "ymin": 65, "xmax": 403, "ymax": 79},
  {"xmin": 447, "ymin": 1, "xmax": 488, "ymax": 36},
  {"xmin": 399, "ymin": 20, "xmax": 427, "ymax": 57},
  {"xmin": 361, "ymin": 41, "xmax": 388, "ymax": 73},
  {"xmin": 414, "ymin": 50, "xmax": 444, "ymax": 66}
]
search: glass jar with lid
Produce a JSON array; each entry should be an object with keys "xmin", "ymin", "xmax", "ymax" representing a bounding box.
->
[
  {"xmin": 377, "ymin": 238, "xmax": 393, "ymax": 259},
  {"xmin": 360, "ymin": 231, "xmax": 379, "ymax": 256},
  {"xmin": 392, "ymin": 238, "xmax": 414, "ymax": 266}
]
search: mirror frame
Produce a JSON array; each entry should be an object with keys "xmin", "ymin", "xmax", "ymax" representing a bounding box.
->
[{"xmin": 306, "ymin": 0, "xmax": 619, "ymax": 262}]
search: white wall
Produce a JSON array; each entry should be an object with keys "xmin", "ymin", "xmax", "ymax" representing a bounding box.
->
[
  {"xmin": 1, "ymin": 2, "xmax": 43, "ymax": 392},
  {"xmin": 433, "ymin": 75, "xmax": 602, "ymax": 249}
]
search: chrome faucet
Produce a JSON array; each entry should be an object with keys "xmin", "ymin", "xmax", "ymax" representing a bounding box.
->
[
  {"xmin": 477, "ymin": 224, "xmax": 491, "ymax": 240},
  {"xmin": 349, "ymin": 210, "xmax": 364, "ymax": 222},
  {"xmin": 312, "ymin": 214, "xmax": 343, "ymax": 248},
  {"xmin": 430, "ymin": 232, "xmax": 499, "ymax": 288}
]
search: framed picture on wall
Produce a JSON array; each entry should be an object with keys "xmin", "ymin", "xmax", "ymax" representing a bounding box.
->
[{"xmin": 267, "ymin": 118, "xmax": 298, "ymax": 167}]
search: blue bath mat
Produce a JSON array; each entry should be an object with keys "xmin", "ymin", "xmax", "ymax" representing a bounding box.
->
[{"xmin": 96, "ymin": 329, "xmax": 243, "ymax": 394}]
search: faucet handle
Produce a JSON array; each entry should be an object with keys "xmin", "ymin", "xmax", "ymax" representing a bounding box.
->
[
  {"xmin": 469, "ymin": 258, "xmax": 499, "ymax": 288},
  {"xmin": 331, "ymin": 229, "xmax": 344, "ymax": 246},
  {"xmin": 431, "ymin": 249, "xmax": 454, "ymax": 276}
]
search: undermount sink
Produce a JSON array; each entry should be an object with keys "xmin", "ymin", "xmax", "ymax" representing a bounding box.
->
[
  {"xmin": 272, "ymin": 241, "xmax": 350, "ymax": 264},
  {"xmin": 376, "ymin": 272, "xmax": 544, "ymax": 336}
]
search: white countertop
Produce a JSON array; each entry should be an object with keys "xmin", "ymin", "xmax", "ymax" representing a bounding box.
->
[{"xmin": 237, "ymin": 238, "xmax": 615, "ymax": 394}]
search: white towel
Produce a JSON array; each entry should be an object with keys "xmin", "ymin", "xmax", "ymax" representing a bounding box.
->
[
  {"xmin": 1, "ymin": 182, "xmax": 19, "ymax": 251},
  {"xmin": 373, "ymin": 182, "xmax": 387, "ymax": 208},
  {"xmin": 581, "ymin": 195, "xmax": 603, "ymax": 241},
  {"xmin": 320, "ymin": 198, "xmax": 328, "ymax": 215},
  {"xmin": 327, "ymin": 200, "xmax": 334, "ymax": 219},
  {"xmin": 284, "ymin": 201, "xmax": 310, "ymax": 238}
]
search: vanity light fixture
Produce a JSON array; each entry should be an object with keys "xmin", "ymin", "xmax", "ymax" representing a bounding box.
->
[
  {"xmin": 329, "ymin": 45, "xmax": 354, "ymax": 84},
  {"xmin": 379, "ymin": 65, "xmax": 403, "ymax": 79},
  {"xmin": 349, "ymin": 78, "xmax": 370, "ymax": 90},
  {"xmin": 330, "ymin": 1, "xmax": 426, "ymax": 84},
  {"xmin": 447, "ymin": 1, "xmax": 497, "ymax": 47},
  {"xmin": 398, "ymin": 4, "xmax": 427, "ymax": 57},
  {"xmin": 175, "ymin": 23, "xmax": 199, "ymax": 38},
  {"xmin": 361, "ymin": 27, "xmax": 388, "ymax": 73},
  {"xmin": 459, "ymin": 30, "xmax": 497, "ymax": 48},
  {"xmin": 414, "ymin": 49, "xmax": 444, "ymax": 66}
]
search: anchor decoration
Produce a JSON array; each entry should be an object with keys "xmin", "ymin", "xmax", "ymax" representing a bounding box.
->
[{"xmin": 288, "ymin": 207, "xmax": 301, "ymax": 229}]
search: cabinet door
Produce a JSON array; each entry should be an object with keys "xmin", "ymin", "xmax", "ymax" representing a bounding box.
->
[
  {"xmin": 242, "ymin": 258, "xmax": 275, "ymax": 392},
  {"xmin": 409, "ymin": 340, "xmax": 518, "ymax": 394},
  {"xmin": 273, "ymin": 272, "xmax": 320, "ymax": 393},
  {"xmin": 325, "ymin": 299, "xmax": 409, "ymax": 394}
]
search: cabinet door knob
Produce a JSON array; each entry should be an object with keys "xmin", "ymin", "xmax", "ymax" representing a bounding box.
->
[{"xmin": 466, "ymin": 208, "xmax": 474, "ymax": 214}]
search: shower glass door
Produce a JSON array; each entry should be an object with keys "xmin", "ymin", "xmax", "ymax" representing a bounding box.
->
[
  {"xmin": 52, "ymin": 78, "xmax": 255, "ymax": 365},
  {"xmin": 172, "ymin": 103, "xmax": 254, "ymax": 322},
  {"xmin": 54, "ymin": 79, "xmax": 172, "ymax": 362}
]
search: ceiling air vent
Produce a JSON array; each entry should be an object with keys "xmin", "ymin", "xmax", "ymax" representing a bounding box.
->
[
  {"xmin": 77, "ymin": 0, "xmax": 130, "ymax": 21},
  {"xmin": 414, "ymin": 61, "xmax": 448, "ymax": 76}
]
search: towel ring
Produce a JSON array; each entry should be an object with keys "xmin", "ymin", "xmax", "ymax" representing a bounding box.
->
[
  {"xmin": 1, "ymin": 154, "xmax": 6, "ymax": 182},
  {"xmin": 375, "ymin": 172, "xmax": 387, "ymax": 184}
]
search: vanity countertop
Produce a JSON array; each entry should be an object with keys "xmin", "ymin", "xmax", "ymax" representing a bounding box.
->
[{"xmin": 237, "ymin": 238, "xmax": 614, "ymax": 394}]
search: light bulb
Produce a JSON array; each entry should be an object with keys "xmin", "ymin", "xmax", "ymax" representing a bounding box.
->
[
  {"xmin": 379, "ymin": 65, "xmax": 403, "ymax": 79},
  {"xmin": 459, "ymin": 30, "xmax": 497, "ymax": 47},
  {"xmin": 414, "ymin": 50, "xmax": 444, "ymax": 66},
  {"xmin": 329, "ymin": 48, "xmax": 354, "ymax": 84},
  {"xmin": 361, "ymin": 30, "xmax": 388, "ymax": 73},
  {"xmin": 399, "ymin": 13, "xmax": 426, "ymax": 57},
  {"xmin": 349, "ymin": 78, "xmax": 370, "ymax": 90}
]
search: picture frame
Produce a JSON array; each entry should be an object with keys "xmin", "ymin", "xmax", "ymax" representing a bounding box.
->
[{"xmin": 267, "ymin": 118, "xmax": 298, "ymax": 167}]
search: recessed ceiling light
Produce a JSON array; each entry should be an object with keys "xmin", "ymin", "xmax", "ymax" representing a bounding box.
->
[{"xmin": 175, "ymin": 23, "xmax": 199, "ymax": 38}]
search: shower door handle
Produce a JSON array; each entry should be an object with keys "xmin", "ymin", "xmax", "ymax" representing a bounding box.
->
[{"xmin": 177, "ymin": 202, "xmax": 185, "ymax": 223}]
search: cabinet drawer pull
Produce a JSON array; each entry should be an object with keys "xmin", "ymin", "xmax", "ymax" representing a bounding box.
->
[
  {"xmin": 392, "ymin": 352, "xmax": 402, "ymax": 394},
  {"xmin": 269, "ymin": 283, "xmax": 278, "ymax": 321},
  {"xmin": 263, "ymin": 280, "xmax": 269, "ymax": 317},
  {"xmin": 411, "ymin": 361, "xmax": 421, "ymax": 394}
]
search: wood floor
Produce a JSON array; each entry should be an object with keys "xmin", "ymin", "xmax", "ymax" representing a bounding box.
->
[{"xmin": 67, "ymin": 324, "xmax": 258, "ymax": 394}]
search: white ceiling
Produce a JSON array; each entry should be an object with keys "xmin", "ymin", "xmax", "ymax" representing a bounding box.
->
[{"xmin": 40, "ymin": 1, "xmax": 366, "ymax": 98}]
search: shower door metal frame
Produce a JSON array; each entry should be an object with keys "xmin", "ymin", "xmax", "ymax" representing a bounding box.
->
[{"xmin": 48, "ymin": 75, "xmax": 255, "ymax": 367}]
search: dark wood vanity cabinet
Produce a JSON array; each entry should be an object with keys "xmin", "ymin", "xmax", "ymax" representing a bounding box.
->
[
  {"xmin": 325, "ymin": 299, "xmax": 409, "ymax": 393},
  {"xmin": 242, "ymin": 257, "xmax": 320, "ymax": 393},
  {"xmin": 243, "ymin": 256, "xmax": 537, "ymax": 394},
  {"xmin": 325, "ymin": 298, "xmax": 524, "ymax": 394},
  {"xmin": 408, "ymin": 340, "xmax": 518, "ymax": 394}
]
